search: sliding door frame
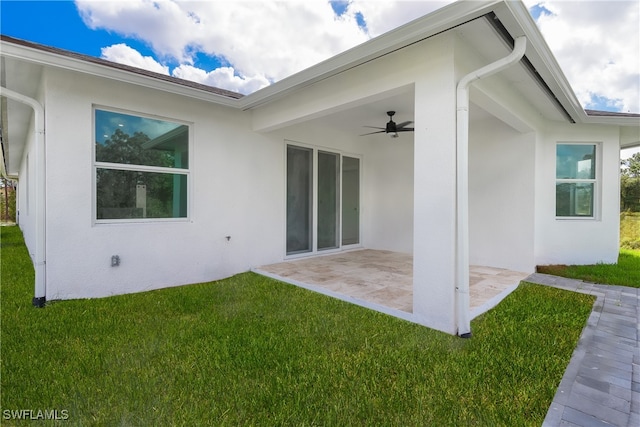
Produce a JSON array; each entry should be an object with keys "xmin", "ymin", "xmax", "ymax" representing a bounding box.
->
[{"xmin": 284, "ymin": 140, "xmax": 362, "ymax": 259}]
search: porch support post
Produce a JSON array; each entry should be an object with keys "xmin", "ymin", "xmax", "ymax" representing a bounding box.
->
[{"xmin": 412, "ymin": 57, "xmax": 458, "ymax": 335}]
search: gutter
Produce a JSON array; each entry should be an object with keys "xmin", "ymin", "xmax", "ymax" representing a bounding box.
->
[
  {"xmin": 455, "ymin": 36, "xmax": 526, "ymax": 337},
  {"xmin": 0, "ymin": 86, "xmax": 46, "ymax": 307}
]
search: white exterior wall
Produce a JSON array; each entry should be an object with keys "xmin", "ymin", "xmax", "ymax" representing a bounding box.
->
[
  {"xmin": 42, "ymin": 68, "xmax": 283, "ymax": 300},
  {"xmin": 468, "ymin": 116, "xmax": 536, "ymax": 273},
  {"xmin": 363, "ymin": 138, "xmax": 414, "ymax": 254},
  {"xmin": 534, "ymin": 122, "xmax": 621, "ymax": 265},
  {"xmin": 17, "ymin": 117, "xmax": 36, "ymax": 256}
]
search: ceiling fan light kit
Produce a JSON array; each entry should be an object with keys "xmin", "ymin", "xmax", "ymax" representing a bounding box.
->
[{"xmin": 361, "ymin": 111, "xmax": 414, "ymax": 137}]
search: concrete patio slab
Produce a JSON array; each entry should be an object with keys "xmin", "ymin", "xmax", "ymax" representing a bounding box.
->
[{"xmin": 253, "ymin": 249, "xmax": 529, "ymax": 319}]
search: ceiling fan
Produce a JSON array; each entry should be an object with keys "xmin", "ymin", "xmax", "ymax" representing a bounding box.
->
[{"xmin": 361, "ymin": 111, "xmax": 414, "ymax": 138}]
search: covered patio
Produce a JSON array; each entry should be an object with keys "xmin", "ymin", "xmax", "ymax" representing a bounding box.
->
[{"xmin": 254, "ymin": 249, "xmax": 530, "ymax": 325}]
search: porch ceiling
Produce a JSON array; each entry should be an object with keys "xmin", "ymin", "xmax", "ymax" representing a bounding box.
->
[
  {"xmin": 271, "ymin": 16, "xmax": 567, "ymax": 139},
  {"xmin": 303, "ymin": 86, "xmax": 497, "ymax": 140}
]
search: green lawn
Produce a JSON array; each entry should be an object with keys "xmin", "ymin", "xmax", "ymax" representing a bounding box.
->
[
  {"xmin": 621, "ymin": 211, "xmax": 640, "ymax": 249},
  {"xmin": 1, "ymin": 226, "xmax": 594, "ymax": 426},
  {"xmin": 536, "ymin": 213, "xmax": 640, "ymax": 287},
  {"xmin": 537, "ymin": 248, "xmax": 640, "ymax": 288}
]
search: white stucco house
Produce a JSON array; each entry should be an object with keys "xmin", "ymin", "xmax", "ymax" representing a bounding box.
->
[{"xmin": 1, "ymin": 0, "xmax": 639, "ymax": 336}]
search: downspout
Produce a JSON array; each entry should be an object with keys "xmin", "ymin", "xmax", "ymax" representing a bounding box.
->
[
  {"xmin": 456, "ymin": 36, "xmax": 526, "ymax": 337},
  {"xmin": 0, "ymin": 86, "xmax": 46, "ymax": 307}
]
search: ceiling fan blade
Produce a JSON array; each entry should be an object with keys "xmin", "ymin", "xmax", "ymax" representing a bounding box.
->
[
  {"xmin": 396, "ymin": 127, "xmax": 414, "ymax": 132},
  {"xmin": 396, "ymin": 121, "xmax": 414, "ymax": 129},
  {"xmin": 360, "ymin": 130, "xmax": 386, "ymax": 136},
  {"xmin": 362, "ymin": 126, "xmax": 386, "ymax": 130}
]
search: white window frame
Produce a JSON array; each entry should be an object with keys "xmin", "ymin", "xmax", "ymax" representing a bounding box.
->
[
  {"xmin": 92, "ymin": 106, "xmax": 192, "ymax": 225},
  {"xmin": 555, "ymin": 142, "xmax": 600, "ymax": 220}
]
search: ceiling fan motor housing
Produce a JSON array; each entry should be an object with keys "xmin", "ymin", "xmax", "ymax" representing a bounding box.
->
[
  {"xmin": 386, "ymin": 121, "xmax": 397, "ymax": 133},
  {"xmin": 385, "ymin": 111, "xmax": 397, "ymax": 133}
]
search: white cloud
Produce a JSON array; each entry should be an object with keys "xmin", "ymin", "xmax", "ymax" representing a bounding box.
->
[
  {"xmin": 172, "ymin": 65, "xmax": 270, "ymax": 95},
  {"xmin": 622, "ymin": 146, "xmax": 640, "ymax": 160},
  {"xmin": 77, "ymin": 0, "xmax": 369, "ymax": 82},
  {"xmin": 100, "ymin": 43, "xmax": 169, "ymax": 75},
  {"xmin": 346, "ymin": 1, "xmax": 452, "ymax": 37},
  {"xmin": 524, "ymin": 0, "xmax": 640, "ymax": 112},
  {"xmin": 79, "ymin": 0, "xmax": 639, "ymax": 112}
]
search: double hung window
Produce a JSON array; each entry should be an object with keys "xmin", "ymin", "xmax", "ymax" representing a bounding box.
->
[
  {"xmin": 94, "ymin": 108, "xmax": 190, "ymax": 221},
  {"xmin": 556, "ymin": 143, "xmax": 597, "ymax": 218}
]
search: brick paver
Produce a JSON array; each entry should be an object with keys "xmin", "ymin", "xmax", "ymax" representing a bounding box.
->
[{"xmin": 525, "ymin": 273, "xmax": 639, "ymax": 427}]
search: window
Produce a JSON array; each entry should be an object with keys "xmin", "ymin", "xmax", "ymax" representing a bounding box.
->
[
  {"xmin": 556, "ymin": 143, "xmax": 597, "ymax": 218},
  {"xmin": 94, "ymin": 108, "xmax": 189, "ymax": 221}
]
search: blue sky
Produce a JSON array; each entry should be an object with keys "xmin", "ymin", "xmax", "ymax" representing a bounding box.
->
[
  {"xmin": 1, "ymin": 1, "xmax": 225, "ymax": 73},
  {"xmin": 1, "ymin": 0, "xmax": 638, "ymax": 115}
]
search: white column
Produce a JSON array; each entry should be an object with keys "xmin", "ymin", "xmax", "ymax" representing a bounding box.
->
[{"xmin": 412, "ymin": 68, "xmax": 457, "ymax": 335}]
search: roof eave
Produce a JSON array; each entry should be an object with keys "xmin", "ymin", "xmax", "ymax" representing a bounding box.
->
[
  {"xmin": 585, "ymin": 116, "xmax": 640, "ymax": 127},
  {"xmin": 0, "ymin": 39, "xmax": 243, "ymax": 108}
]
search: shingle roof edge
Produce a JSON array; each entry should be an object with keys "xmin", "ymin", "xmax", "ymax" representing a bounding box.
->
[
  {"xmin": 585, "ymin": 109, "xmax": 640, "ymax": 118},
  {"xmin": 0, "ymin": 34, "xmax": 245, "ymax": 101}
]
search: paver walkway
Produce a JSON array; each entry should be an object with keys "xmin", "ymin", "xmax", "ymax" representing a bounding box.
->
[{"xmin": 525, "ymin": 273, "xmax": 639, "ymax": 427}]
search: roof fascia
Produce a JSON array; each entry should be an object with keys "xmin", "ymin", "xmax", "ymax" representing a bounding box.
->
[
  {"xmin": 237, "ymin": 0, "xmax": 503, "ymax": 110},
  {"xmin": 584, "ymin": 116, "xmax": 640, "ymax": 127},
  {"xmin": 0, "ymin": 40, "xmax": 241, "ymax": 108}
]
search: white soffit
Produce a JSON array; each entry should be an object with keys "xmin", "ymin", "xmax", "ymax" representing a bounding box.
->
[
  {"xmin": 1, "ymin": 56, "xmax": 44, "ymax": 174},
  {"xmin": 454, "ymin": 16, "xmax": 568, "ymax": 123}
]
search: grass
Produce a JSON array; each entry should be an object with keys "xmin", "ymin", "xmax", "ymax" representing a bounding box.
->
[
  {"xmin": 620, "ymin": 211, "xmax": 640, "ymax": 249},
  {"xmin": 537, "ymin": 213, "xmax": 640, "ymax": 287},
  {"xmin": 1, "ymin": 226, "xmax": 595, "ymax": 426},
  {"xmin": 536, "ymin": 248, "xmax": 640, "ymax": 288}
]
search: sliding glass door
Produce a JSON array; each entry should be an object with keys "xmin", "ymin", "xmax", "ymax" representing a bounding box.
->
[
  {"xmin": 286, "ymin": 146, "xmax": 313, "ymax": 254},
  {"xmin": 286, "ymin": 144, "xmax": 360, "ymax": 256},
  {"xmin": 317, "ymin": 151, "xmax": 340, "ymax": 250},
  {"xmin": 342, "ymin": 156, "xmax": 360, "ymax": 246}
]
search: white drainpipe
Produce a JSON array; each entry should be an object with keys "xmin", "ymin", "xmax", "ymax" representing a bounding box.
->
[
  {"xmin": 456, "ymin": 36, "xmax": 527, "ymax": 337},
  {"xmin": 0, "ymin": 86, "xmax": 46, "ymax": 307}
]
